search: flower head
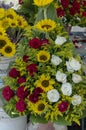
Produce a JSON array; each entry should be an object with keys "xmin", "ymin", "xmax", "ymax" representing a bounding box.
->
[
  {"xmin": 33, "ymin": 0, "xmax": 53, "ymax": 7},
  {"xmin": 58, "ymin": 101, "xmax": 69, "ymax": 112}
]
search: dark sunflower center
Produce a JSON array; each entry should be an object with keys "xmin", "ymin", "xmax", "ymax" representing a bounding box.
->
[
  {"xmin": 18, "ymin": 20, "xmax": 22, "ymax": 26},
  {"xmin": 42, "ymin": 80, "xmax": 49, "ymax": 87},
  {"xmin": 0, "ymin": 32, "xmax": 3, "ymax": 35},
  {"xmin": 7, "ymin": 15, "xmax": 14, "ymax": 19},
  {"xmin": 5, "ymin": 46, "xmax": 12, "ymax": 53},
  {"xmin": 42, "ymin": 25, "xmax": 51, "ymax": 29},
  {"xmin": 0, "ymin": 40, "xmax": 6, "ymax": 49},
  {"xmin": 38, "ymin": 103, "xmax": 45, "ymax": 111},
  {"xmin": 40, "ymin": 55, "xmax": 47, "ymax": 61}
]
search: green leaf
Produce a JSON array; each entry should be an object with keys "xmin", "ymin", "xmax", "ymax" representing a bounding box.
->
[
  {"xmin": 54, "ymin": 117, "xmax": 72, "ymax": 126},
  {"xmin": 30, "ymin": 114, "xmax": 48, "ymax": 124}
]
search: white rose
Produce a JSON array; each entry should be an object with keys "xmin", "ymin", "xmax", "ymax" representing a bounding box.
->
[
  {"xmin": 72, "ymin": 73, "xmax": 82, "ymax": 83},
  {"xmin": 66, "ymin": 58, "xmax": 81, "ymax": 72},
  {"xmin": 4, "ymin": 0, "xmax": 20, "ymax": 10},
  {"xmin": 55, "ymin": 36, "xmax": 66, "ymax": 45},
  {"xmin": 72, "ymin": 94, "xmax": 82, "ymax": 105},
  {"xmin": 61, "ymin": 82, "xmax": 72, "ymax": 96},
  {"xmin": 47, "ymin": 89, "xmax": 60, "ymax": 102},
  {"xmin": 56, "ymin": 71, "xmax": 67, "ymax": 83},
  {"xmin": 51, "ymin": 55, "xmax": 62, "ymax": 66}
]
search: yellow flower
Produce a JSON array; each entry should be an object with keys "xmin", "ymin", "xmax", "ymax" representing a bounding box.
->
[
  {"xmin": 16, "ymin": 15, "xmax": 28, "ymax": 28},
  {"xmin": 0, "ymin": 8, "xmax": 5, "ymax": 19},
  {"xmin": 1, "ymin": 18, "xmax": 11, "ymax": 29},
  {"xmin": 0, "ymin": 26, "xmax": 7, "ymax": 36},
  {"xmin": 37, "ymin": 50, "xmax": 50, "ymax": 62},
  {"xmin": 35, "ymin": 19, "xmax": 56, "ymax": 32},
  {"xmin": 0, "ymin": 36, "xmax": 9, "ymax": 51},
  {"xmin": 2, "ymin": 43, "xmax": 16, "ymax": 57},
  {"xmin": 8, "ymin": 19, "xmax": 18, "ymax": 28},
  {"xmin": 33, "ymin": 0, "xmax": 53, "ymax": 7},
  {"xmin": 35, "ymin": 74, "xmax": 55, "ymax": 92},
  {"xmin": 29, "ymin": 100, "xmax": 47, "ymax": 115},
  {"xmin": 5, "ymin": 8, "xmax": 17, "ymax": 20}
]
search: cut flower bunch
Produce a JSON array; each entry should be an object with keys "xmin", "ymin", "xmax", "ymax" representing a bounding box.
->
[
  {"xmin": 0, "ymin": 3, "xmax": 29, "ymax": 58},
  {"xmin": 56, "ymin": 0, "xmax": 86, "ymax": 27},
  {"xmin": 0, "ymin": 0, "xmax": 86, "ymax": 126}
]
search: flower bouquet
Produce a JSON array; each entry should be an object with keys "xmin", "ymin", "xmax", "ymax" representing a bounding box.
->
[
  {"xmin": 56, "ymin": 0, "xmax": 86, "ymax": 27},
  {"xmin": 0, "ymin": 0, "xmax": 86, "ymax": 127}
]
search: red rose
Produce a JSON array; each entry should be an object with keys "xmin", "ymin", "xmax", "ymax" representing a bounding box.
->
[
  {"xmin": 41, "ymin": 39, "xmax": 49, "ymax": 45},
  {"xmin": 29, "ymin": 38, "xmax": 42, "ymax": 49},
  {"xmin": 58, "ymin": 101, "xmax": 69, "ymax": 112},
  {"xmin": 69, "ymin": 7, "xmax": 78, "ymax": 16},
  {"xmin": 34, "ymin": 87, "xmax": 43, "ymax": 95},
  {"xmin": 56, "ymin": 7, "xmax": 65, "ymax": 17},
  {"xmin": 29, "ymin": 93, "xmax": 39, "ymax": 103},
  {"xmin": 2, "ymin": 86, "xmax": 14, "ymax": 101},
  {"xmin": 83, "ymin": 1, "xmax": 86, "ymax": 6},
  {"xmin": 8, "ymin": 68, "xmax": 20, "ymax": 78},
  {"xmin": 23, "ymin": 55, "xmax": 29, "ymax": 62},
  {"xmin": 16, "ymin": 99, "xmax": 26, "ymax": 112},
  {"xmin": 82, "ymin": 11, "xmax": 86, "ymax": 17},
  {"xmin": 72, "ymin": 1, "xmax": 80, "ymax": 11},
  {"xmin": 26, "ymin": 63, "xmax": 38, "ymax": 76},
  {"xmin": 16, "ymin": 86, "xmax": 28, "ymax": 99},
  {"xmin": 61, "ymin": 0, "xmax": 69, "ymax": 8},
  {"xmin": 17, "ymin": 76, "xmax": 26, "ymax": 84}
]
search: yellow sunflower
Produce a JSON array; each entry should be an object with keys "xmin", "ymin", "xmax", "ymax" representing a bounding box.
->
[
  {"xmin": 35, "ymin": 74, "xmax": 55, "ymax": 92},
  {"xmin": 0, "ymin": 26, "xmax": 7, "ymax": 36},
  {"xmin": 37, "ymin": 50, "xmax": 50, "ymax": 62},
  {"xmin": 33, "ymin": 0, "xmax": 53, "ymax": 7},
  {"xmin": 8, "ymin": 19, "xmax": 18, "ymax": 28},
  {"xmin": 16, "ymin": 15, "xmax": 28, "ymax": 28},
  {"xmin": 1, "ymin": 18, "xmax": 11, "ymax": 29},
  {"xmin": 5, "ymin": 8, "xmax": 17, "ymax": 20},
  {"xmin": 29, "ymin": 100, "xmax": 47, "ymax": 115},
  {"xmin": 1, "ymin": 43, "xmax": 16, "ymax": 57},
  {"xmin": 0, "ymin": 36, "xmax": 9, "ymax": 51},
  {"xmin": 35, "ymin": 19, "xmax": 56, "ymax": 32},
  {"xmin": 0, "ymin": 8, "xmax": 5, "ymax": 19}
]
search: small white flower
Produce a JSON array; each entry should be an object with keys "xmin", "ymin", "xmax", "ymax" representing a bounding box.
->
[
  {"xmin": 47, "ymin": 89, "xmax": 60, "ymax": 102},
  {"xmin": 66, "ymin": 57, "xmax": 81, "ymax": 72},
  {"xmin": 51, "ymin": 55, "xmax": 62, "ymax": 66},
  {"xmin": 55, "ymin": 36, "xmax": 66, "ymax": 45},
  {"xmin": 72, "ymin": 94, "xmax": 82, "ymax": 105},
  {"xmin": 72, "ymin": 73, "xmax": 82, "ymax": 83},
  {"xmin": 61, "ymin": 82, "xmax": 72, "ymax": 96},
  {"xmin": 56, "ymin": 71, "xmax": 67, "ymax": 83}
]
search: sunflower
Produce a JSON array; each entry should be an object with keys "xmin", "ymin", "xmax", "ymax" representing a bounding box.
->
[
  {"xmin": 35, "ymin": 74, "xmax": 55, "ymax": 92},
  {"xmin": 29, "ymin": 100, "xmax": 47, "ymax": 115},
  {"xmin": 8, "ymin": 19, "xmax": 18, "ymax": 28},
  {"xmin": 35, "ymin": 19, "xmax": 56, "ymax": 32},
  {"xmin": 37, "ymin": 50, "xmax": 50, "ymax": 62},
  {"xmin": 0, "ymin": 26, "xmax": 7, "ymax": 36},
  {"xmin": 1, "ymin": 43, "xmax": 16, "ymax": 57},
  {"xmin": 16, "ymin": 15, "xmax": 28, "ymax": 28},
  {"xmin": 5, "ymin": 8, "xmax": 17, "ymax": 20},
  {"xmin": 0, "ymin": 36, "xmax": 9, "ymax": 51},
  {"xmin": 1, "ymin": 18, "xmax": 11, "ymax": 29},
  {"xmin": 0, "ymin": 8, "xmax": 5, "ymax": 19},
  {"xmin": 33, "ymin": 0, "xmax": 53, "ymax": 7}
]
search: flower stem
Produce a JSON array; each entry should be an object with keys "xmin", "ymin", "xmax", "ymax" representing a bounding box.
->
[{"xmin": 43, "ymin": 7, "xmax": 47, "ymax": 19}]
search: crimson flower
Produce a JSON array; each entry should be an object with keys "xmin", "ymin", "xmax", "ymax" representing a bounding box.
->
[
  {"xmin": 26, "ymin": 63, "xmax": 38, "ymax": 76},
  {"xmin": 34, "ymin": 87, "xmax": 43, "ymax": 95},
  {"xmin": 58, "ymin": 101, "xmax": 69, "ymax": 112},
  {"xmin": 17, "ymin": 76, "xmax": 26, "ymax": 84},
  {"xmin": 16, "ymin": 99, "xmax": 26, "ymax": 112},
  {"xmin": 29, "ymin": 38, "xmax": 42, "ymax": 49},
  {"xmin": 29, "ymin": 93, "xmax": 39, "ymax": 103},
  {"xmin": 18, "ymin": 0, "xmax": 23, "ymax": 4},
  {"xmin": 23, "ymin": 55, "xmax": 29, "ymax": 62},
  {"xmin": 16, "ymin": 86, "xmax": 28, "ymax": 99},
  {"xmin": 72, "ymin": 1, "xmax": 80, "ymax": 11},
  {"xmin": 60, "ymin": 0, "xmax": 69, "ymax": 8},
  {"xmin": 41, "ymin": 39, "xmax": 49, "ymax": 45},
  {"xmin": 56, "ymin": 7, "xmax": 65, "ymax": 17},
  {"xmin": 2, "ymin": 86, "xmax": 14, "ymax": 101},
  {"xmin": 82, "ymin": 11, "xmax": 86, "ymax": 17},
  {"xmin": 8, "ymin": 68, "xmax": 20, "ymax": 78}
]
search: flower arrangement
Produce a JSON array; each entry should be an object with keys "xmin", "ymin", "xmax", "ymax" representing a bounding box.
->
[
  {"xmin": 56, "ymin": 0, "xmax": 86, "ymax": 27},
  {"xmin": 0, "ymin": 3, "xmax": 29, "ymax": 58},
  {"xmin": 0, "ymin": 0, "xmax": 86, "ymax": 126}
]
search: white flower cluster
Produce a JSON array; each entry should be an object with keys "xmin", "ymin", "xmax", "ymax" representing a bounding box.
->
[{"xmin": 47, "ymin": 36, "xmax": 82, "ymax": 105}]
